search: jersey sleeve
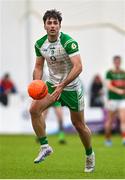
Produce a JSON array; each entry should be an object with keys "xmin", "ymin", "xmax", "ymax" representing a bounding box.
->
[
  {"xmin": 64, "ymin": 40, "xmax": 79, "ymax": 57},
  {"xmin": 34, "ymin": 42, "xmax": 42, "ymax": 57},
  {"xmin": 106, "ymin": 70, "xmax": 112, "ymax": 80}
]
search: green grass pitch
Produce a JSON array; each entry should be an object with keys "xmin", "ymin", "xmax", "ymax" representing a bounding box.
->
[{"xmin": 0, "ymin": 134, "xmax": 125, "ymax": 179}]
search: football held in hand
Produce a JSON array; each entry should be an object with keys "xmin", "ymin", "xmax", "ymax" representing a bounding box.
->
[{"xmin": 28, "ymin": 80, "xmax": 48, "ymax": 100}]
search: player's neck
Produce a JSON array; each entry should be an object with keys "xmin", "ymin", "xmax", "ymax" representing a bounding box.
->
[
  {"xmin": 48, "ymin": 33, "xmax": 59, "ymax": 43},
  {"xmin": 114, "ymin": 67, "xmax": 121, "ymax": 72}
]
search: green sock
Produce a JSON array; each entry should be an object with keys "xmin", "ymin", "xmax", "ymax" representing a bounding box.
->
[
  {"xmin": 86, "ymin": 147, "xmax": 93, "ymax": 156},
  {"xmin": 39, "ymin": 136, "xmax": 48, "ymax": 145},
  {"xmin": 58, "ymin": 131, "xmax": 65, "ymax": 141}
]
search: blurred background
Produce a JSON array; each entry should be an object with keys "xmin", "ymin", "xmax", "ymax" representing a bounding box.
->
[{"xmin": 0, "ymin": 0, "xmax": 125, "ymax": 135}]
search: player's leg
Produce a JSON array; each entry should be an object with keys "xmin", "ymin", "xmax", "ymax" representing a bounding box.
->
[
  {"xmin": 43, "ymin": 108, "xmax": 49, "ymax": 120},
  {"xmin": 35, "ymin": 108, "xmax": 49, "ymax": 143},
  {"xmin": 30, "ymin": 95, "xmax": 50, "ymax": 137},
  {"xmin": 104, "ymin": 100, "xmax": 118, "ymax": 146},
  {"xmin": 45, "ymin": 82, "xmax": 66, "ymax": 143},
  {"xmin": 54, "ymin": 104, "xmax": 66, "ymax": 144},
  {"xmin": 70, "ymin": 110, "xmax": 95, "ymax": 172},
  {"xmin": 104, "ymin": 110, "xmax": 116, "ymax": 146},
  {"xmin": 118, "ymin": 108, "xmax": 125, "ymax": 145},
  {"xmin": 59, "ymin": 87, "xmax": 95, "ymax": 172},
  {"xmin": 29, "ymin": 94, "xmax": 56, "ymax": 163},
  {"xmin": 70, "ymin": 110, "xmax": 92, "ymax": 149}
]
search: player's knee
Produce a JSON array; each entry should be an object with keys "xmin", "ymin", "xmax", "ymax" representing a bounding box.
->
[
  {"xmin": 72, "ymin": 120, "xmax": 85, "ymax": 132},
  {"xmin": 105, "ymin": 120, "xmax": 111, "ymax": 129},
  {"xmin": 29, "ymin": 105, "xmax": 41, "ymax": 118}
]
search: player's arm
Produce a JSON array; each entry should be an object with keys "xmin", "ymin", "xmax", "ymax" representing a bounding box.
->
[
  {"xmin": 61, "ymin": 54, "xmax": 82, "ymax": 88},
  {"xmin": 33, "ymin": 41, "xmax": 45, "ymax": 80},
  {"xmin": 106, "ymin": 80, "xmax": 125, "ymax": 95},
  {"xmin": 33, "ymin": 56, "xmax": 45, "ymax": 80}
]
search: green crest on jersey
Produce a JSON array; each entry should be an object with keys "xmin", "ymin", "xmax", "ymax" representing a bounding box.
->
[{"xmin": 60, "ymin": 32, "xmax": 79, "ymax": 55}]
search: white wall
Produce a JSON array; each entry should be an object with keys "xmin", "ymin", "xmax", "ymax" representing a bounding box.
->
[{"xmin": 0, "ymin": 0, "xmax": 30, "ymax": 93}]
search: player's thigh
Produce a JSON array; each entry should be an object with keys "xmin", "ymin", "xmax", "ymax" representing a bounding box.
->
[
  {"xmin": 106, "ymin": 100, "xmax": 118, "ymax": 112},
  {"xmin": 43, "ymin": 108, "xmax": 49, "ymax": 120},
  {"xmin": 70, "ymin": 110, "xmax": 85, "ymax": 125},
  {"xmin": 30, "ymin": 94, "xmax": 53, "ymax": 113},
  {"xmin": 106, "ymin": 110, "xmax": 117, "ymax": 124},
  {"xmin": 61, "ymin": 89, "xmax": 84, "ymax": 112},
  {"xmin": 117, "ymin": 100, "xmax": 125, "ymax": 122},
  {"xmin": 118, "ymin": 108, "xmax": 125, "ymax": 123},
  {"xmin": 46, "ymin": 81, "xmax": 62, "ymax": 107},
  {"xmin": 54, "ymin": 106, "xmax": 63, "ymax": 120}
]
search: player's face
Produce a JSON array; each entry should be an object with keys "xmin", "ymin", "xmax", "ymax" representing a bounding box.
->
[
  {"xmin": 44, "ymin": 18, "xmax": 61, "ymax": 37},
  {"xmin": 113, "ymin": 58, "xmax": 121, "ymax": 69}
]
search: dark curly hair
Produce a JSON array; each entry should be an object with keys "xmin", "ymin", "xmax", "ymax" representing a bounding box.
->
[
  {"xmin": 113, "ymin": 55, "xmax": 121, "ymax": 61},
  {"xmin": 43, "ymin": 9, "xmax": 62, "ymax": 24}
]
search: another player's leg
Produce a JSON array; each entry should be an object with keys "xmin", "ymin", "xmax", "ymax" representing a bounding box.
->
[
  {"xmin": 70, "ymin": 110, "xmax": 95, "ymax": 173},
  {"xmin": 119, "ymin": 108, "xmax": 125, "ymax": 145},
  {"xmin": 104, "ymin": 110, "xmax": 116, "ymax": 146},
  {"xmin": 29, "ymin": 94, "xmax": 54, "ymax": 163},
  {"xmin": 54, "ymin": 105, "xmax": 66, "ymax": 144}
]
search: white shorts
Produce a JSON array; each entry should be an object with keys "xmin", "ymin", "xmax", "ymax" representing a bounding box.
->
[{"xmin": 106, "ymin": 99, "xmax": 125, "ymax": 111}]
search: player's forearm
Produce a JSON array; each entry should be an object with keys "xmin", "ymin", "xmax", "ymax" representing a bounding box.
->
[
  {"xmin": 61, "ymin": 65, "xmax": 82, "ymax": 88},
  {"xmin": 108, "ymin": 84, "xmax": 123, "ymax": 94},
  {"xmin": 33, "ymin": 68, "xmax": 43, "ymax": 80}
]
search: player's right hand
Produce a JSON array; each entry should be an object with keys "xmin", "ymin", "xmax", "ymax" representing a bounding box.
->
[
  {"xmin": 50, "ymin": 83, "xmax": 64, "ymax": 101},
  {"xmin": 117, "ymin": 89, "xmax": 125, "ymax": 95}
]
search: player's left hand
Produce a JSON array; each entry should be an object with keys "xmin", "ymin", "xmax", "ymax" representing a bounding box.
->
[{"xmin": 51, "ymin": 83, "xmax": 64, "ymax": 100}]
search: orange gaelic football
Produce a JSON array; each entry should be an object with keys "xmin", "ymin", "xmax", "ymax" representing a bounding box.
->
[{"xmin": 28, "ymin": 80, "xmax": 48, "ymax": 100}]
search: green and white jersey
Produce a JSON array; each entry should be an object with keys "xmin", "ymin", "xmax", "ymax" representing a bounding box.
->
[
  {"xmin": 106, "ymin": 69, "xmax": 125, "ymax": 100},
  {"xmin": 35, "ymin": 32, "xmax": 82, "ymax": 91}
]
